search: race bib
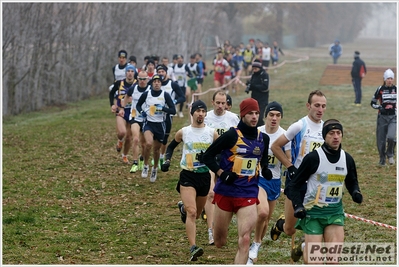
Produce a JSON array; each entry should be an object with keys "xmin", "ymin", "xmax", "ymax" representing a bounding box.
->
[
  {"xmin": 185, "ymin": 153, "xmax": 205, "ymax": 170},
  {"xmin": 318, "ymin": 184, "xmax": 343, "ymax": 204},
  {"xmin": 216, "ymin": 128, "xmax": 227, "ymax": 136},
  {"xmin": 268, "ymin": 154, "xmax": 280, "ymax": 169},
  {"xmin": 131, "ymin": 109, "xmax": 136, "ymax": 118},
  {"xmin": 232, "ymin": 157, "xmax": 257, "ymax": 176},
  {"xmin": 301, "ymin": 140, "xmax": 323, "ymax": 157}
]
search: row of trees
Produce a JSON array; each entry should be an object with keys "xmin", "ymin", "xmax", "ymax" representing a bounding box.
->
[{"xmin": 3, "ymin": 2, "xmax": 380, "ymax": 115}]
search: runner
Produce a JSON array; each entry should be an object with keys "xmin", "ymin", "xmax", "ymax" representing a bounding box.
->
[
  {"xmin": 247, "ymin": 102, "xmax": 291, "ymax": 264},
  {"xmin": 109, "ymin": 64, "xmax": 136, "ymax": 163},
  {"xmin": 270, "ymin": 90, "xmax": 327, "ymax": 262},
  {"xmin": 202, "ymin": 90, "xmax": 240, "ymax": 245},
  {"xmin": 161, "ymin": 100, "xmax": 219, "ymax": 262},
  {"xmin": 202, "ymin": 98, "xmax": 271, "ymax": 264},
  {"xmin": 135, "ymin": 74, "xmax": 176, "ymax": 182}
]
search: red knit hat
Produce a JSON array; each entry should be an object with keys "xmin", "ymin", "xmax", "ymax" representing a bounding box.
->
[{"xmin": 239, "ymin": 98, "xmax": 260, "ymax": 118}]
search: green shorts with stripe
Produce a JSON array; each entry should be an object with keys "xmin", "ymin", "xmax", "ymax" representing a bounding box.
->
[{"xmin": 295, "ymin": 213, "xmax": 345, "ymax": 235}]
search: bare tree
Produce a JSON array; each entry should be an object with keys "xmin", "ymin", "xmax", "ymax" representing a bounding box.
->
[{"xmin": 2, "ymin": 2, "xmax": 377, "ymax": 116}]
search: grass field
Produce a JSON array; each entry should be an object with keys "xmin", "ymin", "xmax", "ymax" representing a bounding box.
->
[{"xmin": 2, "ymin": 38, "xmax": 397, "ymax": 265}]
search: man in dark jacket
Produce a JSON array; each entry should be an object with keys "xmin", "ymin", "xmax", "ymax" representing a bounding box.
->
[
  {"xmin": 351, "ymin": 51, "xmax": 367, "ymax": 106},
  {"xmin": 245, "ymin": 59, "xmax": 269, "ymax": 127}
]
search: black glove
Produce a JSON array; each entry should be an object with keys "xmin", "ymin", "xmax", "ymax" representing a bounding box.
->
[
  {"xmin": 195, "ymin": 150, "xmax": 205, "ymax": 163},
  {"xmin": 219, "ymin": 171, "xmax": 238, "ymax": 185},
  {"xmin": 261, "ymin": 168, "xmax": 273, "ymax": 180},
  {"xmin": 293, "ymin": 204, "xmax": 306, "ymax": 219},
  {"xmin": 245, "ymin": 80, "xmax": 251, "ymax": 85},
  {"xmin": 352, "ymin": 190, "xmax": 363, "ymax": 204},
  {"xmin": 245, "ymin": 85, "xmax": 250, "ymax": 94},
  {"xmin": 287, "ymin": 165, "xmax": 298, "ymax": 180},
  {"xmin": 161, "ymin": 160, "xmax": 170, "ymax": 172}
]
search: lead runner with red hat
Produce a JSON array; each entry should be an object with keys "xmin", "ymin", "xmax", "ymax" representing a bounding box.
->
[{"xmin": 203, "ymin": 98, "xmax": 272, "ymax": 264}]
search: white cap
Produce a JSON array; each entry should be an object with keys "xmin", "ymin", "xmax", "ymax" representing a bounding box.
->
[{"xmin": 383, "ymin": 69, "xmax": 395, "ymax": 81}]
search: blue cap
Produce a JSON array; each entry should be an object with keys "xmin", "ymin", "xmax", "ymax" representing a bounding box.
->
[{"xmin": 126, "ymin": 64, "xmax": 136, "ymax": 73}]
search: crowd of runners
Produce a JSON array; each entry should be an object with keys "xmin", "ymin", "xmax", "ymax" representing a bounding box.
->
[{"xmin": 107, "ymin": 38, "xmax": 395, "ymax": 264}]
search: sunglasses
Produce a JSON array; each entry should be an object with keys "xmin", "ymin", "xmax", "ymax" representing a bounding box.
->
[{"xmin": 138, "ymin": 77, "xmax": 148, "ymax": 80}]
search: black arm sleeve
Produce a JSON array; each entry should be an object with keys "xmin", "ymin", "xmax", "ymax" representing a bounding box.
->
[
  {"xmin": 172, "ymin": 82, "xmax": 186, "ymax": 104},
  {"xmin": 288, "ymin": 151, "xmax": 320, "ymax": 206},
  {"xmin": 185, "ymin": 65, "xmax": 193, "ymax": 78},
  {"xmin": 203, "ymin": 128, "xmax": 237, "ymax": 174},
  {"xmin": 136, "ymin": 91, "xmax": 148, "ymax": 114},
  {"xmin": 370, "ymin": 86, "xmax": 381, "ymax": 108},
  {"xmin": 260, "ymin": 133, "xmax": 270, "ymax": 169},
  {"xmin": 165, "ymin": 139, "xmax": 181, "ymax": 161},
  {"xmin": 109, "ymin": 81, "xmax": 119, "ymax": 107},
  {"xmin": 127, "ymin": 86, "xmax": 134, "ymax": 97},
  {"xmin": 112, "ymin": 65, "xmax": 116, "ymax": 81},
  {"xmin": 163, "ymin": 93, "xmax": 177, "ymax": 115},
  {"xmin": 344, "ymin": 152, "xmax": 361, "ymax": 196}
]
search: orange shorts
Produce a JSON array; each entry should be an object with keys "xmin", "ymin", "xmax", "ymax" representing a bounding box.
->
[{"xmin": 213, "ymin": 193, "xmax": 259, "ymax": 213}]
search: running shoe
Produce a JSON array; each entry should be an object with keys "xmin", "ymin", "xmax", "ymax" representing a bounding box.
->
[
  {"xmin": 208, "ymin": 229, "xmax": 214, "ymax": 245},
  {"xmin": 179, "ymin": 111, "xmax": 184, "ymax": 118},
  {"xmin": 150, "ymin": 167, "xmax": 157, "ymax": 182},
  {"xmin": 138, "ymin": 156, "xmax": 144, "ymax": 170},
  {"xmin": 189, "ymin": 245, "xmax": 204, "ymax": 261},
  {"xmin": 141, "ymin": 165, "xmax": 149, "ymax": 178},
  {"xmin": 389, "ymin": 157, "xmax": 395, "ymax": 165},
  {"xmin": 178, "ymin": 201, "xmax": 186, "ymax": 223},
  {"xmin": 291, "ymin": 236, "xmax": 304, "ymax": 262},
  {"xmin": 116, "ymin": 140, "xmax": 123, "ymax": 152},
  {"xmin": 248, "ymin": 242, "xmax": 261, "ymax": 262},
  {"xmin": 270, "ymin": 214, "xmax": 285, "ymax": 241},
  {"xmin": 122, "ymin": 155, "xmax": 129, "ymax": 164},
  {"xmin": 130, "ymin": 164, "xmax": 138, "ymax": 173}
]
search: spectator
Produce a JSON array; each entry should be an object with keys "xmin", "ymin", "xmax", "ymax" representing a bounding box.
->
[
  {"xmin": 329, "ymin": 39, "xmax": 342, "ymax": 64},
  {"xmin": 370, "ymin": 69, "xmax": 397, "ymax": 166},
  {"xmin": 245, "ymin": 59, "xmax": 269, "ymax": 127},
  {"xmin": 351, "ymin": 51, "xmax": 367, "ymax": 106}
]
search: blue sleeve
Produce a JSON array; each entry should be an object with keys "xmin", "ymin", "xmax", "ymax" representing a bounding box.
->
[{"xmin": 197, "ymin": 62, "xmax": 203, "ymax": 76}]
